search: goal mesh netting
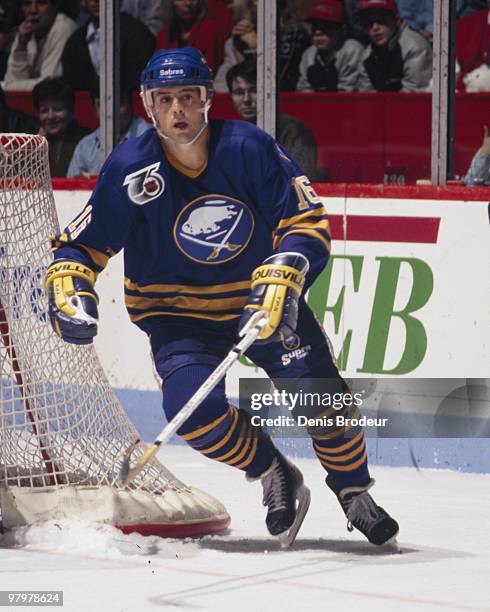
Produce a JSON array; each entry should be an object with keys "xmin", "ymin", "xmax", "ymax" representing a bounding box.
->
[{"xmin": 0, "ymin": 134, "xmax": 229, "ymax": 536}]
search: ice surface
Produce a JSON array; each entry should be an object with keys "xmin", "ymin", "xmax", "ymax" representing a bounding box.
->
[{"xmin": 1, "ymin": 445, "xmax": 489, "ymax": 612}]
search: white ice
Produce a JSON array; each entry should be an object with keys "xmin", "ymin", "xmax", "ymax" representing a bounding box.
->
[{"xmin": 1, "ymin": 445, "xmax": 489, "ymax": 612}]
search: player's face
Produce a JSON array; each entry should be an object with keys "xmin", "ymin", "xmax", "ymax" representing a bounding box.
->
[
  {"xmin": 231, "ymin": 77, "xmax": 257, "ymax": 122},
  {"xmin": 361, "ymin": 9, "xmax": 397, "ymax": 46},
  {"xmin": 152, "ymin": 86, "xmax": 206, "ymax": 144},
  {"xmin": 38, "ymin": 98, "xmax": 72, "ymax": 137}
]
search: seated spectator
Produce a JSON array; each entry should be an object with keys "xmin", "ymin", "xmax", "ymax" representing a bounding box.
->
[
  {"xmin": 156, "ymin": 0, "xmax": 232, "ymax": 72},
  {"xmin": 67, "ymin": 85, "xmax": 151, "ymax": 177},
  {"xmin": 297, "ymin": 0, "xmax": 364, "ymax": 92},
  {"xmin": 215, "ymin": 0, "xmax": 311, "ymax": 92},
  {"xmin": 0, "ymin": 4, "xmax": 21, "ymax": 80},
  {"xmin": 456, "ymin": 1, "xmax": 490, "ymax": 91},
  {"xmin": 397, "ymin": 1, "xmax": 433, "ymax": 41},
  {"xmin": 356, "ymin": 0, "xmax": 432, "ymax": 92},
  {"xmin": 121, "ymin": 0, "xmax": 163, "ymax": 35},
  {"xmin": 0, "ymin": 83, "xmax": 39, "ymax": 132},
  {"xmin": 278, "ymin": 0, "xmax": 311, "ymax": 91},
  {"xmin": 227, "ymin": 61, "xmax": 324, "ymax": 180},
  {"xmin": 32, "ymin": 77, "xmax": 90, "ymax": 177},
  {"xmin": 61, "ymin": 0, "xmax": 155, "ymax": 92},
  {"xmin": 214, "ymin": 0, "xmax": 258, "ymax": 92},
  {"xmin": 3, "ymin": 0, "xmax": 77, "ymax": 92},
  {"xmin": 464, "ymin": 125, "xmax": 490, "ymax": 185}
]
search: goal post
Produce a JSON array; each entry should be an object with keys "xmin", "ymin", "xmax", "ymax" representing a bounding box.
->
[{"xmin": 0, "ymin": 134, "xmax": 230, "ymax": 537}]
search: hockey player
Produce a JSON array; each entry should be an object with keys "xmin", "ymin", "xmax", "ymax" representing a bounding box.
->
[{"xmin": 44, "ymin": 47, "xmax": 399, "ymax": 547}]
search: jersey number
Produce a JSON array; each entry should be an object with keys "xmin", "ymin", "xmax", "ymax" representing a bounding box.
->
[{"xmin": 292, "ymin": 176, "xmax": 321, "ymax": 211}]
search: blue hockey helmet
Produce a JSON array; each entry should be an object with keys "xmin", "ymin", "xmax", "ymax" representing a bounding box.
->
[
  {"xmin": 140, "ymin": 47, "xmax": 213, "ymax": 92},
  {"xmin": 140, "ymin": 48, "xmax": 214, "ymax": 126}
]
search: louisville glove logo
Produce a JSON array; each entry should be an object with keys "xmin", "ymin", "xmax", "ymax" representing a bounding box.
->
[
  {"xmin": 174, "ymin": 194, "xmax": 254, "ymax": 264},
  {"xmin": 123, "ymin": 162, "xmax": 165, "ymax": 205}
]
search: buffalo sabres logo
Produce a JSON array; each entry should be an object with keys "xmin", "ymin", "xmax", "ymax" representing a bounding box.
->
[
  {"xmin": 281, "ymin": 333, "xmax": 301, "ymax": 351},
  {"xmin": 123, "ymin": 162, "xmax": 165, "ymax": 205},
  {"xmin": 174, "ymin": 195, "xmax": 254, "ymax": 264}
]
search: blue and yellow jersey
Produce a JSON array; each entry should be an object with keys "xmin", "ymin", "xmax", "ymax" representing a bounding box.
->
[{"xmin": 52, "ymin": 120, "xmax": 331, "ymax": 333}]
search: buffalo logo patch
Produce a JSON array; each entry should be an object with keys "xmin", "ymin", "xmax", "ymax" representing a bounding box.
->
[{"xmin": 174, "ymin": 195, "xmax": 254, "ymax": 263}]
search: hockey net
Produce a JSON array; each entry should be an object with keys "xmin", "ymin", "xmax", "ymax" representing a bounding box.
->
[{"xmin": 0, "ymin": 134, "xmax": 230, "ymax": 536}]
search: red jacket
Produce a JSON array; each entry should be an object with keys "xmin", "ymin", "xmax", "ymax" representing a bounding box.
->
[
  {"xmin": 156, "ymin": 1, "xmax": 231, "ymax": 72},
  {"xmin": 456, "ymin": 8, "xmax": 490, "ymax": 90}
]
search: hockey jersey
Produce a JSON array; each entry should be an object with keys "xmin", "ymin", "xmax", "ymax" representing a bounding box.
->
[{"xmin": 52, "ymin": 120, "xmax": 331, "ymax": 334}]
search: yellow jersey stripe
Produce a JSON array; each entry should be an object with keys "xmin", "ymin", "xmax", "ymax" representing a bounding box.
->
[
  {"xmin": 279, "ymin": 228, "xmax": 331, "ymax": 252},
  {"xmin": 124, "ymin": 278, "xmax": 251, "ymax": 295},
  {"xmin": 276, "ymin": 207, "xmax": 326, "ymax": 230},
  {"xmin": 130, "ymin": 311, "xmax": 240, "ymax": 323},
  {"xmin": 79, "ymin": 244, "xmax": 110, "ymax": 269},
  {"xmin": 125, "ymin": 294, "xmax": 247, "ymax": 312}
]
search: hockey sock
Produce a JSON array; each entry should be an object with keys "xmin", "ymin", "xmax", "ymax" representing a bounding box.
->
[
  {"xmin": 162, "ymin": 363, "xmax": 274, "ymax": 477},
  {"xmin": 307, "ymin": 404, "xmax": 370, "ymax": 489}
]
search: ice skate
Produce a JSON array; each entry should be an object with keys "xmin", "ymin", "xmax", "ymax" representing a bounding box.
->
[
  {"xmin": 248, "ymin": 452, "xmax": 310, "ymax": 548},
  {"xmin": 326, "ymin": 477, "xmax": 399, "ymax": 546}
]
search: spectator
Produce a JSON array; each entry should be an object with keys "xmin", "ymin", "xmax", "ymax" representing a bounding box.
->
[
  {"xmin": 61, "ymin": 0, "xmax": 155, "ymax": 92},
  {"xmin": 278, "ymin": 0, "xmax": 311, "ymax": 90},
  {"xmin": 227, "ymin": 61, "xmax": 323, "ymax": 180},
  {"xmin": 297, "ymin": 0, "xmax": 364, "ymax": 92},
  {"xmin": 120, "ymin": 0, "xmax": 163, "ymax": 36},
  {"xmin": 214, "ymin": 0, "xmax": 258, "ymax": 91},
  {"xmin": 0, "ymin": 4, "xmax": 20, "ymax": 80},
  {"xmin": 0, "ymin": 83, "xmax": 39, "ymax": 132},
  {"xmin": 397, "ymin": 1, "xmax": 433, "ymax": 41},
  {"xmin": 3, "ymin": 0, "xmax": 77, "ymax": 92},
  {"xmin": 464, "ymin": 125, "xmax": 490, "ymax": 185},
  {"xmin": 456, "ymin": 1, "xmax": 490, "ymax": 91},
  {"xmin": 356, "ymin": 0, "xmax": 432, "ymax": 92},
  {"xmin": 215, "ymin": 0, "xmax": 311, "ymax": 92},
  {"xmin": 67, "ymin": 85, "xmax": 151, "ymax": 177},
  {"xmin": 32, "ymin": 77, "xmax": 90, "ymax": 177},
  {"xmin": 156, "ymin": 0, "xmax": 232, "ymax": 72}
]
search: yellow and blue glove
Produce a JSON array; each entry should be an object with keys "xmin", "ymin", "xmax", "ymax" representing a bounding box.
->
[
  {"xmin": 239, "ymin": 252, "xmax": 309, "ymax": 341},
  {"xmin": 45, "ymin": 260, "xmax": 99, "ymax": 345}
]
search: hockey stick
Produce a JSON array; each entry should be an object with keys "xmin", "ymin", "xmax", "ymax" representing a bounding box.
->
[{"xmin": 120, "ymin": 309, "xmax": 269, "ymax": 487}]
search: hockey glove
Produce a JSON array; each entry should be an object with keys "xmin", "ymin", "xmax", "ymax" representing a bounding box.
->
[
  {"xmin": 45, "ymin": 260, "xmax": 99, "ymax": 345},
  {"xmin": 239, "ymin": 252, "xmax": 309, "ymax": 341}
]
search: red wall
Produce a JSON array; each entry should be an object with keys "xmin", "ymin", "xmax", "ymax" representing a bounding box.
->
[{"xmin": 8, "ymin": 91, "xmax": 490, "ymax": 184}]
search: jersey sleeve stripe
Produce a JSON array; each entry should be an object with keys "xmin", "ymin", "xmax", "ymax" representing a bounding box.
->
[
  {"xmin": 275, "ymin": 228, "xmax": 331, "ymax": 253},
  {"xmin": 275, "ymin": 206, "xmax": 327, "ymax": 230}
]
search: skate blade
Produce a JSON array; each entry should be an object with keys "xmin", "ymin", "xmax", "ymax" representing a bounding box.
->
[
  {"xmin": 278, "ymin": 484, "xmax": 311, "ymax": 549},
  {"xmin": 382, "ymin": 535, "xmax": 401, "ymax": 553}
]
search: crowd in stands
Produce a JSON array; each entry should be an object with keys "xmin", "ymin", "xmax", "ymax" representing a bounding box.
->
[{"xmin": 1, "ymin": 0, "xmax": 490, "ymax": 180}]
